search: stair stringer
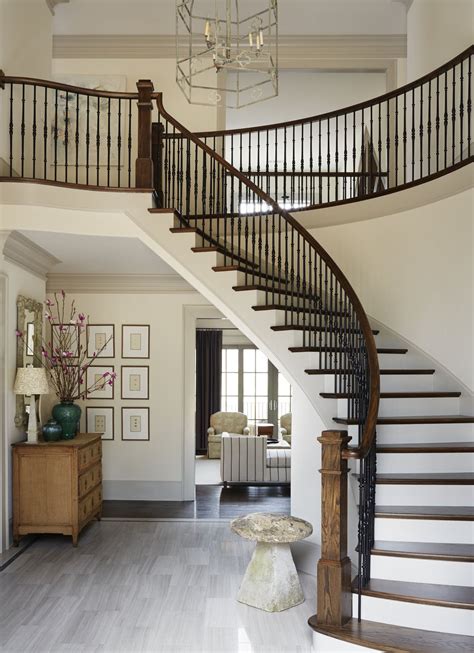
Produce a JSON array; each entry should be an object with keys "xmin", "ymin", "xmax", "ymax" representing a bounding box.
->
[{"xmin": 128, "ymin": 209, "xmax": 337, "ymax": 430}]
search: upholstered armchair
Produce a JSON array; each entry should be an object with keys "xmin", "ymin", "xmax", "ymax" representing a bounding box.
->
[
  {"xmin": 279, "ymin": 413, "xmax": 292, "ymax": 445},
  {"xmin": 207, "ymin": 411, "xmax": 250, "ymax": 459}
]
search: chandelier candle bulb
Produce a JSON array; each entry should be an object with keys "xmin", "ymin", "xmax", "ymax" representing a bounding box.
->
[{"xmin": 249, "ymin": 32, "xmax": 253, "ymax": 46}]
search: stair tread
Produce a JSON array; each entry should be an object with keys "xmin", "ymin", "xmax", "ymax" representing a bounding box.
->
[
  {"xmin": 309, "ymin": 616, "xmax": 474, "ymax": 653},
  {"xmin": 291, "ymin": 346, "xmax": 406, "ymax": 354},
  {"xmin": 191, "ymin": 246, "xmax": 259, "ymax": 268},
  {"xmin": 351, "ymin": 577, "xmax": 474, "ymax": 610},
  {"xmin": 271, "ymin": 325, "xmax": 380, "ymax": 335},
  {"xmin": 306, "ymin": 368, "xmax": 436, "ymax": 375},
  {"xmin": 375, "ymin": 506, "xmax": 474, "ymax": 520},
  {"xmin": 357, "ymin": 472, "xmax": 474, "ymax": 484},
  {"xmin": 377, "ymin": 441, "xmax": 474, "ymax": 453},
  {"xmin": 321, "ymin": 391, "xmax": 460, "ymax": 399},
  {"xmin": 335, "ymin": 414, "xmax": 474, "ymax": 425},
  {"xmin": 169, "ymin": 227, "xmax": 197, "ymax": 233},
  {"xmin": 372, "ymin": 540, "xmax": 474, "ymax": 561}
]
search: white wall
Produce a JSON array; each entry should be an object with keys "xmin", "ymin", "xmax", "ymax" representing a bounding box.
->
[
  {"xmin": 311, "ymin": 188, "xmax": 474, "ymax": 391},
  {"xmin": 47, "ymin": 291, "xmax": 209, "ymax": 501},
  {"xmin": 0, "ymin": 257, "xmax": 45, "ymax": 550},
  {"xmin": 52, "ymin": 58, "xmax": 218, "ymax": 132},
  {"xmin": 407, "ymin": 0, "xmax": 473, "ymax": 80},
  {"xmin": 0, "ymin": 0, "xmax": 52, "ymax": 77},
  {"xmin": 226, "ymin": 70, "xmax": 387, "ymax": 130}
]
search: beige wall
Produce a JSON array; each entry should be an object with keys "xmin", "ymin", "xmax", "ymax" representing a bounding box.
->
[
  {"xmin": 52, "ymin": 58, "xmax": 219, "ymax": 132},
  {"xmin": 0, "ymin": 257, "xmax": 46, "ymax": 549},
  {"xmin": 311, "ymin": 188, "xmax": 474, "ymax": 391},
  {"xmin": 407, "ymin": 0, "xmax": 473, "ymax": 80},
  {"xmin": 45, "ymin": 290, "xmax": 210, "ymax": 501},
  {"xmin": 0, "ymin": 0, "xmax": 52, "ymax": 77}
]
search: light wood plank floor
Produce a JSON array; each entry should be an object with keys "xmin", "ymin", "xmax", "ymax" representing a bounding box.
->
[{"xmin": 0, "ymin": 521, "xmax": 315, "ymax": 652}]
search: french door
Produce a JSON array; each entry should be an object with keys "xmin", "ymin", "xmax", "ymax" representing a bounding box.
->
[{"xmin": 221, "ymin": 346, "xmax": 292, "ymax": 434}]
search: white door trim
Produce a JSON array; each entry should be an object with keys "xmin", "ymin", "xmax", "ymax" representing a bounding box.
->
[{"xmin": 182, "ymin": 304, "xmax": 223, "ymax": 501}]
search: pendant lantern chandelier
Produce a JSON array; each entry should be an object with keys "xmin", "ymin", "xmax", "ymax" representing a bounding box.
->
[{"xmin": 176, "ymin": 0, "xmax": 278, "ymax": 108}]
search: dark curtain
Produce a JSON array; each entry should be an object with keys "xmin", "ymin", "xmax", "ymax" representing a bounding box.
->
[{"xmin": 195, "ymin": 329, "xmax": 222, "ymax": 454}]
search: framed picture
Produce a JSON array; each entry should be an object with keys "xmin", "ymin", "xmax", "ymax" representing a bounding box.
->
[
  {"xmin": 51, "ymin": 323, "xmax": 80, "ymax": 358},
  {"xmin": 122, "ymin": 325, "xmax": 150, "ymax": 359},
  {"xmin": 87, "ymin": 324, "xmax": 115, "ymax": 358},
  {"xmin": 86, "ymin": 406, "xmax": 114, "ymax": 440},
  {"xmin": 86, "ymin": 365, "xmax": 115, "ymax": 400},
  {"xmin": 26, "ymin": 322, "xmax": 35, "ymax": 358},
  {"xmin": 121, "ymin": 407, "xmax": 150, "ymax": 441},
  {"xmin": 121, "ymin": 366, "xmax": 149, "ymax": 400}
]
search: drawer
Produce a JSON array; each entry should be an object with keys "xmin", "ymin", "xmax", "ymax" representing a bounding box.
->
[
  {"xmin": 78, "ymin": 463, "xmax": 101, "ymax": 498},
  {"xmin": 78, "ymin": 440, "xmax": 102, "ymax": 471},
  {"xmin": 78, "ymin": 485, "xmax": 102, "ymax": 524}
]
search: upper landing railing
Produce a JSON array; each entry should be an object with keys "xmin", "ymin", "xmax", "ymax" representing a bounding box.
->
[
  {"xmin": 0, "ymin": 46, "xmax": 471, "ymax": 203},
  {"xmin": 175, "ymin": 45, "xmax": 474, "ymax": 212}
]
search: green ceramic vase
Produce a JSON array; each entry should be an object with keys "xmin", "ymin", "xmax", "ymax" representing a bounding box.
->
[
  {"xmin": 52, "ymin": 402, "xmax": 81, "ymax": 440},
  {"xmin": 42, "ymin": 418, "xmax": 63, "ymax": 442}
]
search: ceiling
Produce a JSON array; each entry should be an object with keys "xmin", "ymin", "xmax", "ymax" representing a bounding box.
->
[
  {"xmin": 53, "ymin": 0, "xmax": 407, "ymax": 36},
  {"xmin": 20, "ymin": 231, "xmax": 176, "ymax": 275}
]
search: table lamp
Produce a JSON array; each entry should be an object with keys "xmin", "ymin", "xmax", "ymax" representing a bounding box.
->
[{"xmin": 14, "ymin": 367, "xmax": 50, "ymax": 443}]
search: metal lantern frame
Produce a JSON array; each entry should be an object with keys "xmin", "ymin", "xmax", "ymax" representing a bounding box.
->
[{"xmin": 176, "ymin": 0, "xmax": 278, "ymax": 108}]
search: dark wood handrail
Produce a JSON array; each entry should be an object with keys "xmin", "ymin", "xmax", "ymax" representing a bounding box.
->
[
  {"xmin": 0, "ymin": 74, "xmax": 139, "ymax": 99},
  {"xmin": 187, "ymin": 45, "xmax": 474, "ymax": 137},
  {"xmin": 155, "ymin": 92, "xmax": 380, "ymax": 461}
]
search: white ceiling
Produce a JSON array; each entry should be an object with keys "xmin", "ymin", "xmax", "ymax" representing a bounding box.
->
[
  {"xmin": 53, "ymin": 0, "xmax": 407, "ymax": 36},
  {"xmin": 20, "ymin": 231, "xmax": 176, "ymax": 275}
]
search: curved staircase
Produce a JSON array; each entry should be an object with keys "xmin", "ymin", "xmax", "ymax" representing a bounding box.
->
[{"xmin": 1, "ymin": 46, "xmax": 473, "ymax": 652}]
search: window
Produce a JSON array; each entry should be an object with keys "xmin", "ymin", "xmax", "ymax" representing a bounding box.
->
[{"xmin": 221, "ymin": 346, "xmax": 292, "ymax": 433}]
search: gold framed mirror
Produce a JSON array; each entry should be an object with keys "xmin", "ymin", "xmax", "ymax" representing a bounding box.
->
[{"xmin": 15, "ymin": 295, "xmax": 43, "ymax": 428}]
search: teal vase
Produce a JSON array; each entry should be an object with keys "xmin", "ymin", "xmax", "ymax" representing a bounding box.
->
[
  {"xmin": 42, "ymin": 418, "xmax": 63, "ymax": 442},
  {"xmin": 52, "ymin": 402, "xmax": 81, "ymax": 440}
]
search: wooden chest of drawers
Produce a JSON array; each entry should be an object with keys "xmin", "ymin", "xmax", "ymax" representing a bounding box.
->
[{"xmin": 12, "ymin": 433, "xmax": 102, "ymax": 547}]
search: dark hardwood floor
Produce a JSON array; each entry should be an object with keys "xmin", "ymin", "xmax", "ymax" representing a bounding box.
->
[{"xmin": 102, "ymin": 484, "xmax": 291, "ymax": 520}]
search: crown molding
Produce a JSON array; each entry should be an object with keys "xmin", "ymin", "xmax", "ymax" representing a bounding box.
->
[
  {"xmin": 46, "ymin": 273, "xmax": 197, "ymax": 294},
  {"xmin": 46, "ymin": 0, "xmax": 70, "ymax": 16},
  {"xmin": 53, "ymin": 33, "xmax": 407, "ymax": 62},
  {"xmin": 3, "ymin": 232, "xmax": 60, "ymax": 280}
]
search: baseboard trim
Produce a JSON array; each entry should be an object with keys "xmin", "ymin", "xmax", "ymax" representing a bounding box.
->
[
  {"xmin": 292, "ymin": 538, "xmax": 319, "ymax": 577},
  {"xmin": 102, "ymin": 480, "xmax": 183, "ymax": 501}
]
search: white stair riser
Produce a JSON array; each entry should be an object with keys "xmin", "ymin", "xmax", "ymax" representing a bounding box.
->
[
  {"xmin": 353, "ymin": 594, "xmax": 474, "ymax": 636},
  {"xmin": 376, "ymin": 452, "xmax": 474, "ymax": 473},
  {"xmin": 374, "ymin": 518, "xmax": 474, "ymax": 543},
  {"xmin": 347, "ymin": 423, "xmax": 474, "ymax": 440},
  {"xmin": 371, "ymin": 555, "xmax": 474, "ymax": 587},
  {"xmin": 336, "ymin": 397, "xmax": 460, "ymax": 418},
  {"xmin": 379, "ymin": 374, "xmax": 435, "ymax": 392},
  {"xmin": 323, "ymin": 373, "xmax": 436, "ymax": 393},
  {"xmin": 312, "ymin": 632, "xmax": 379, "ymax": 653},
  {"xmin": 374, "ymin": 484, "xmax": 474, "ymax": 506}
]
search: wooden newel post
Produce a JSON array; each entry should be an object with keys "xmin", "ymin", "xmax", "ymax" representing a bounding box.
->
[
  {"xmin": 314, "ymin": 430, "xmax": 353, "ymax": 627},
  {"xmin": 135, "ymin": 79, "xmax": 154, "ymax": 188}
]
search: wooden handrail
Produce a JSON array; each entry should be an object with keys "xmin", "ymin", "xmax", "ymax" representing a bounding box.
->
[
  {"xmin": 0, "ymin": 74, "xmax": 139, "ymax": 99},
  {"xmin": 186, "ymin": 45, "xmax": 474, "ymax": 138},
  {"xmin": 155, "ymin": 92, "xmax": 380, "ymax": 462}
]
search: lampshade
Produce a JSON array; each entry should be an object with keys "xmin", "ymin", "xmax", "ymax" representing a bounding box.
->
[{"xmin": 13, "ymin": 367, "xmax": 50, "ymax": 395}]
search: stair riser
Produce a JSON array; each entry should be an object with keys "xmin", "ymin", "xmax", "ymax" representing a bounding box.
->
[
  {"xmin": 374, "ymin": 517, "xmax": 474, "ymax": 544},
  {"xmin": 346, "ymin": 423, "xmax": 474, "ymax": 440},
  {"xmin": 323, "ymin": 372, "xmax": 436, "ymax": 392},
  {"xmin": 376, "ymin": 452, "xmax": 474, "ymax": 473},
  {"xmin": 373, "ymin": 484, "xmax": 474, "ymax": 507},
  {"xmin": 353, "ymin": 595, "xmax": 473, "ymax": 636},
  {"xmin": 370, "ymin": 556, "xmax": 474, "ymax": 587},
  {"xmin": 336, "ymin": 397, "xmax": 460, "ymax": 418},
  {"xmin": 312, "ymin": 632, "xmax": 378, "ymax": 653}
]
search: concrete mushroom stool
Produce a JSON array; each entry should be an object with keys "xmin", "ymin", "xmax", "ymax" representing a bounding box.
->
[{"xmin": 231, "ymin": 512, "xmax": 313, "ymax": 612}]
